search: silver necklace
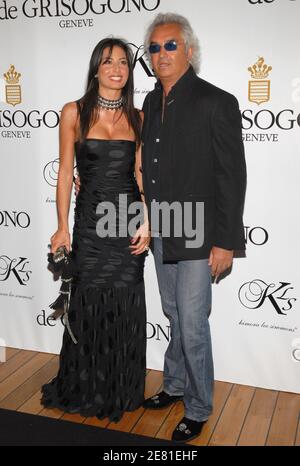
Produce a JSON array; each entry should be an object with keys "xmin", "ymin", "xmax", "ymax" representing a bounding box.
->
[{"xmin": 97, "ymin": 95, "xmax": 123, "ymax": 110}]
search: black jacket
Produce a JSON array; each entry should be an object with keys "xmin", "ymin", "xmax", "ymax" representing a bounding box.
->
[{"xmin": 141, "ymin": 66, "xmax": 247, "ymax": 262}]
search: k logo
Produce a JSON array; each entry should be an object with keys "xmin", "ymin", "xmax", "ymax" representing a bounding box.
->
[
  {"xmin": 0, "ymin": 255, "xmax": 32, "ymax": 285},
  {"xmin": 239, "ymin": 279, "xmax": 297, "ymax": 315},
  {"xmin": 129, "ymin": 43, "xmax": 155, "ymax": 77}
]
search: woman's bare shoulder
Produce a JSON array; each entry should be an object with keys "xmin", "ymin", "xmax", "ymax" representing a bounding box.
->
[
  {"xmin": 60, "ymin": 101, "xmax": 80, "ymax": 127},
  {"xmin": 62, "ymin": 101, "xmax": 79, "ymax": 115}
]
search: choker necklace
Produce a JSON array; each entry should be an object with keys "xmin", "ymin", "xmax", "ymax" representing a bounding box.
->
[{"xmin": 97, "ymin": 95, "xmax": 123, "ymax": 110}]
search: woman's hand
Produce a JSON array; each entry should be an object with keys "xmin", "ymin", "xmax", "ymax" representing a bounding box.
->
[
  {"xmin": 50, "ymin": 229, "xmax": 71, "ymax": 253},
  {"xmin": 129, "ymin": 222, "xmax": 150, "ymax": 255}
]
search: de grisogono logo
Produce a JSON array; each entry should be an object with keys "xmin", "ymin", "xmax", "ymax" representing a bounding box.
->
[
  {"xmin": 36, "ymin": 315, "xmax": 172, "ymax": 340},
  {"xmin": 0, "ymin": 0, "xmax": 161, "ymax": 29},
  {"xmin": 244, "ymin": 225, "xmax": 269, "ymax": 246},
  {"xmin": 1, "ymin": 64, "xmax": 60, "ymax": 139},
  {"xmin": 248, "ymin": 0, "xmax": 297, "ymax": 4},
  {"xmin": 147, "ymin": 322, "xmax": 170, "ymax": 342},
  {"xmin": 242, "ymin": 56, "xmax": 300, "ymax": 143},
  {"xmin": 248, "ymin": 0, "xmax": 276, "ymax": 4},
  {"xmin": 0, "ymin": 210, "xmax": 31, "ymax": 228}
]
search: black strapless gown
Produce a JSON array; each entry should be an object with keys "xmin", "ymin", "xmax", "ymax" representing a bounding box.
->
[{"xmin": 41, "ymin": 140, "xmax": 147, "ymax": 422}]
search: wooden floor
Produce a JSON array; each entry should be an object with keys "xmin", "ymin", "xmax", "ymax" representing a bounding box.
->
[{"xmin": 0, "ymin": 347, "xmax": 300, "ymax": 446}]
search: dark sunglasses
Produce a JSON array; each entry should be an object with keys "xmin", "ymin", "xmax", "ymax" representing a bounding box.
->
[{"xmin": 148, "ymin": 40, "xmax": 180, "ymax": 54}]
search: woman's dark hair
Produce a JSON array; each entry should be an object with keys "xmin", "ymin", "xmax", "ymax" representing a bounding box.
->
[{"xmin": 77, "ymin": 37, "xmax": 141, "ymax": 145}]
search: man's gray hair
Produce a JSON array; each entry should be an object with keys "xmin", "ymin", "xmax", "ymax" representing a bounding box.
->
[{"xmin": 144, "ymin": 12, "xmax": 200, "ymax": 74}]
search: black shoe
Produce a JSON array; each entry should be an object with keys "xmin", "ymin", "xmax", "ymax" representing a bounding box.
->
[
  {"xmin": 172, "ymin": 417, "xmax": 206, "ymax": 443},
  {"xmin": 143, "ymin": 391, "xmax": 183, "ymax": 409}
]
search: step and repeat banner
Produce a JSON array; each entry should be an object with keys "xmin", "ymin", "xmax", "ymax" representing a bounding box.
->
[{"xmin": 1, "ymin": 0, "xmax": 300, "ymax": 393}]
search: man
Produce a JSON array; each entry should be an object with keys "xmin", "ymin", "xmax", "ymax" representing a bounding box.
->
[{"xmin": 141, "ymin": 13, "xmax": 246, "ymax": 443}]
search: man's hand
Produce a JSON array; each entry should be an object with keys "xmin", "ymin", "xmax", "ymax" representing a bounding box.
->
[
  {"xmin": 129, "ymin": 222, "xmax": 151, "ymax": 255},
  {"xmin": 208, "ymin": 246, "xmax": 233, "ymax": 278},
  {"xmin": 74, "ymin": 174, "xmax": 81, "ymax": 196}
]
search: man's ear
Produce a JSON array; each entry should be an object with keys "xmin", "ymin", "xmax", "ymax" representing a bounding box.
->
[{"xmin": 187, "ymin": 47, "xmax": 193, "ymax": 63}]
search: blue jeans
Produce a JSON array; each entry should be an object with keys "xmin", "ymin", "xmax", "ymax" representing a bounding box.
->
[{"xmin": 153, "ymin": 236, "xmax": 214, "ymax": 422}]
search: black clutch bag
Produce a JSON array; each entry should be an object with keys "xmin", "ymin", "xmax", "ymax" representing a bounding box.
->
[{"xmin": 48, "ymin": 246, "xmax": 77, "ymax": 344}]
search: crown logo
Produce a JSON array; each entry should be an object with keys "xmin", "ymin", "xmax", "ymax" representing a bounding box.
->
[
  {"xmin": 4, "ymin": 65, "xmax": 21, "ymax": 84},
  {"xmin": 3, "ymin": 65, "xmax": 22, "ymax": 106},
  {"xmin": 248, "ymin": 57, "xmax": 272, "ymax": 105},
  {"xmin": 248, "ymin": 57, "xmax": 272, "ymax": 80}
]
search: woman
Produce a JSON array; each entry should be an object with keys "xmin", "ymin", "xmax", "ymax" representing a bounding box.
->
[{"xmin": 41, "ymin": 38, "xmax": 150, "ymax": 422}]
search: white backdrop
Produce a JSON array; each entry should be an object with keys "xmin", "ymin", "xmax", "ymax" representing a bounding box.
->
[{"xmin": 1, "ymin": 0, "xmax": 300, "ymax": 393}]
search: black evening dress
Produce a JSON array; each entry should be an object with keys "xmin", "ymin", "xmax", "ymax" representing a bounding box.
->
[{"xmin": 41, "ymin": 139, "xmax": 147, "ymax": 422}]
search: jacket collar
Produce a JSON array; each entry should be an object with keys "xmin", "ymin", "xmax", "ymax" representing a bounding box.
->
[{"xmin": 154, "ymin": 65, "xmax": 198, "ymax": 97}]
